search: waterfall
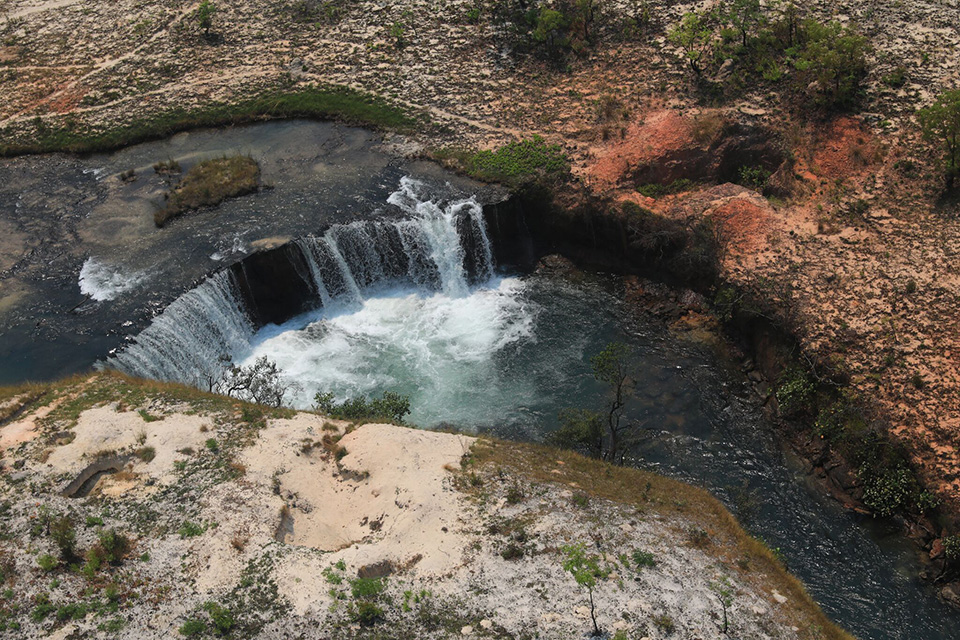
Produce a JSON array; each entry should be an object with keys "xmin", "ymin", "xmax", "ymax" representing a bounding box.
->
[
  {"xmin": 107, "ymin": 270, "xmax": 254, "ymax": 386},
  {"xmin": 106, "ymin": 177, "xmax": 495, "ymax": 385}
]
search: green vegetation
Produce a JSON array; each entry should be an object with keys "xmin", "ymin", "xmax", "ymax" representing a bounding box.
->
[
  {"xmin": 196, "ymin": 1, "xmax": 217, "ymax": 38},
  {"xmin": 774, "ymin": 367, "xmax": 814, "ymax": 416},
  {"xmin": 439, "ymin": 136, "xmax": 569, "ymax": 188},
  {"xmin": 771, "ymin": 357, "xmax": 933, "ymax": 522},
  {"xmin": 669, "ymin": 2, "xmax": 870, "ymax": 111},
  {"xmin": 549, "ymin": 342, "xmax": 648, "ymax": 464},
  {"xmin": 155, "ymin": 155, "xmax": 260, "ymax": 227},
  {"xmin": 491, "ymin": 0, "xmax": 601, "ymax": 66},
  {"xmin": 631, "ymin": 549, "xmax": 656, "ymax": 569},
  {"xmin": 0, "ymin": 85, "xmax": 418, "ymax": 157},
  {"xmin": 561, "ymin": 542, "xmax": 606, "ymax": 636},
  {"xmin": 202, "ymin": 601, "xmax": 235, "ymax": 636},
  {"xmin": 314, "ymin": 390, "xmax": 411, "ymax": 424},
  {"xmin": 50, "ymin": 515, "xmax": 77, "ymax": 559},
  {"xmin": 919, "ymin": 89, "xmax": 960, "ymax": 188},
  {"xmin": 179, "ymin": 521, "xmax": 207, "ymax": 539},
  {"xmin": 179, "ymin": 618, "xmax": 207, "ymax": 636},
  {"xmin": 37, "ymin": 554, "xmax": 58, "ymax": 572},
  {"xmin": 346, "ymin": 577, "xmax": 387, "ymax": 626},
  {"xmin": 84, "ymin": 529, "xmax": 131, "ymax": 576},
  {"xmin": 636, "ymin": 178, "xmax": 695, "ymax": 198},
  {"xmin": 669, "ymin": 12, "xmax": 714, "ymax": 77}
]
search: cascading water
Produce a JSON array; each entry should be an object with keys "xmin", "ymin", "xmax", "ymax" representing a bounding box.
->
[
  {"xmin": 107, "ymin": 270, "xmax": 254, "ymax": 385},
  {"xmin": 107, "ymin": 177, "xmax": 499, "ymax": 389}
]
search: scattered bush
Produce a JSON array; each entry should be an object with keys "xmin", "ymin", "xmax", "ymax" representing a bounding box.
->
[
  {"xmin": 196, "ymin": 1, "xmax": 216, "ymax": 38},
  {"xmin": 547, "ymin": 408, "xmax": 604, "ymax": 458},
  {"xmin": 214, "ymin": 356, "xmax": 295, "ymax": 407},
  {"xmin": 37, "ymin": 554, "xmax": 58, "ymax": 572},
  {"xmin": 348, "ymin": 600, "xmax": 384, "ymax": 626},
  {"xmin": 349, "ymin": 577, "xmax": 386, "ymax": 600},
  {"xmin": 49, "ymin": 516, "xmax": 76, "ymax": 559},
  {"xmin": 136, "ymin": 446, "xmax": 156, "ymax": 462},
  {"xmin": 632, "ymin": 549, "xmax": 656, "ymax": 569},
  {"xmin": 775, "ymin": 367, "xmax": 814, "ymax": 416},
  {"xmin": 860, "ymin": 467, "xmax": 916, "ymax": 518},
  {"xmin": 179, "ymin": 521, "xmax": 206, "ymax": 539},
  {"xmin": 202, "ymin": 601, "xmax": 235, "ymax": 636},
  {"xmin": 314, "ymin": 390, "xmax": 411, "ymax": 424},
  {"xmin": 919, "ymin": 89, "xmax": 960, "ymax": 188},
  {"xmin": 737, "ymin": 165, "xmax": 771, "ymax": 191},
  {"xmin": 687, "ymin": 526, "xmax": 710, "ymax": 547},
  {"xmin": 501, "ymin": 543, "xmax": 525, "ymax": 560},
  {"xmin": 943, "ymin": 535, "xmax": 960, "ymax": 561},
  {"xmin": 652, "ymin": 613, "xmax": 676, "ymax": 633},
  {"xmin": 561, "ymin": 542, "xmax": 606, "ymax": 636},
  {"xmin": 179, "ymin": 618, "xmax": 207, "ymax": 636}
]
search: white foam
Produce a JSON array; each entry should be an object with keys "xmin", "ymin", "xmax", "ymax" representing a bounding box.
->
[
  {"xmin": 241, "ymin": 277, "xmax": 536, "ymax": 415},
  {"xmin": 78, "ymin": 258, "xmax": 147, "ymax": 302}
]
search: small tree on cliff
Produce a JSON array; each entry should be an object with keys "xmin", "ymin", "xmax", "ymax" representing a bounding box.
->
[
  {"xmin": 561, "ymin": 543, "xmax": 607, "ymax": 637},
  {"xmin": 723, "ymin": 0, "xmax": 764, "ymax": 49},
  {"xmin": 197, "ymin": 1, "xmax": 216, "ymax": 38},
  {"xmin": 669, "ymin": 11, "xmax": 715, "ymax": 77},
  {"xmin": 919, "ymin": 89, "xmax": 960, "ymax": 188}
]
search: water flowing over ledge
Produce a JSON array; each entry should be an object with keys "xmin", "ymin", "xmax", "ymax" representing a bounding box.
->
[{"xmin": 106, "ymin": 177, "xmax": 497, "ymax": 388}]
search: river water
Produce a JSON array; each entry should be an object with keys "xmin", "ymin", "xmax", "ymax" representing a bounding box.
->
[{"xmin": 2, "ymin": 122, "xmax": 958, "ymax": 639}]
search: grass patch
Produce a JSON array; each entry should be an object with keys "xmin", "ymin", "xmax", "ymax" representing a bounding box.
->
[
  {"xmin": 435, "ymin": 136, "xmax": 569, "ymax": 188},
  {"xmin": 0, "ymin": 84, "xmax": 419, "ymax": 157},
  {"xmin": 155, "ymin": 155, "xmax": 260, "ymax": 227}
]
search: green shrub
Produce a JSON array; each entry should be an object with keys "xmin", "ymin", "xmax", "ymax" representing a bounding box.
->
[
  {"xmin": 792, "ymin": 21, "xmax": 870, "ymax": 109},
  {"xmin": 632, "ymin": 549, "xmax": 656, "ymax": 569},
  {"xmin": 96, "ymin": 529, "xmax": 131, "ymax": 563},
  {"xmin": 202, "ymin": 601, "xmax": 234, "ymax": 636},
  {"xmin": 314, "ymin": 391, "xmax": 411, "ymax": 424},
  {"xmin": 349, "ymin": 577, "xmax": 386, "ymax": 599},
  {"xmin": 50, "ymin": 516, "xmax": 76, "ymax": 558},
  {"xmin": 56, "ymin": 602, "xmax": 88, "ymax": 621},
  {"xmin": 860, "ymin": 467, "xmax": 916, "ymax": 518},
  {"xmin": 943, "ymin": 535, "xmax": 960, "ymax": 561},
  {"xmin": 37, "ymin": 554, "xmax": 58, "ymax": 572},
  {"xmin": 179, "ymin": 618, "xmax": 207, "ymax": 636},
  {"xmin": 547, "ymin": 408, "xmax": 603, "ymax": 459},
  {"xmin": 30, "ymin": 593, "xmax": 55, "ymax": 623},
  {"xmin": 501, "ymin": 543, "xmax": 525, "ymax": 560},
  {"xmin": 775, "ymin": 367, "xmax": 815, "ymax": 416},
  {"xmin": 738, "ymin": 165, "xmax": 771, "ymax": 190},
  {"xmin": 462, "ymin": 136, "xmax": 569, "ymax": 187},
  {"xmin": 348, "ymin": 600, "xmax": 384, "ymax": 626},
  {"xmin": 919, "ymin": 89, "xmax": 960, "ymax": 188},
  {"xmin": 179, "ymin": 521, "xmax": 206, "ymax": 539}
]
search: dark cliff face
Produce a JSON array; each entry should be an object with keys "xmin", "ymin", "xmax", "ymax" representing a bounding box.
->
[
  {"xmin": 229, "ymin": 243, "xmax": 317, "ymax": 327},
  {"xmin": 482, "ymin": 186, "xmax": 721, "ymax": 287}
]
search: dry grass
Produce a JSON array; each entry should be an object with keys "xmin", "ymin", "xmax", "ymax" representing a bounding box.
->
[
  {"xmin": 469, "ymin": 437, "xmax": 857, "ymax": 640},
  {"xmin": 154, "ymin": 155, "xmax": 260, "ymax": 227}
]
